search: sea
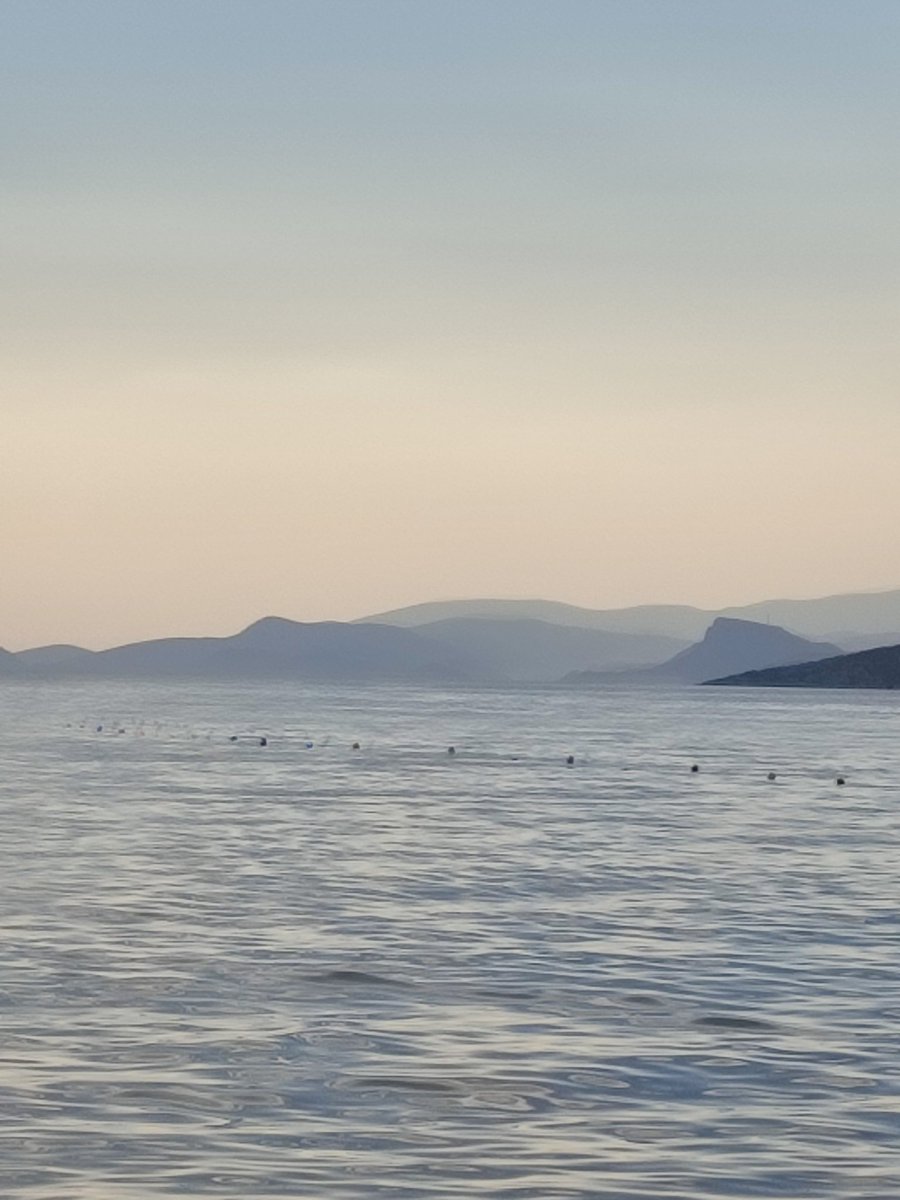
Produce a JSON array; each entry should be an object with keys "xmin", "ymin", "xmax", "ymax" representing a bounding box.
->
[{"xmin": 1, "ymin": 679, "xmax": 899, "ymax": 1199}]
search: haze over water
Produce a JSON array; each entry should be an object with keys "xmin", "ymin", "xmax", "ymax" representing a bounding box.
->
[
  {"xmin": 5, "ymin": 1, "xmax": 900, "ymax": 650},
  {"xmin": 2, "ymin": 680, "xmax": 899, "ymax": 1198}
]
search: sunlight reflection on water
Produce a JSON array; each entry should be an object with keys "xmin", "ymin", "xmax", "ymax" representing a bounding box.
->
[{"xmin": 1, "ymin": 681, "xmax": 899, "ymax": 1198}]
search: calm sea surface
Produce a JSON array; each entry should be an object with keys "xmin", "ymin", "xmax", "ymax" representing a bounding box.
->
[{"xmin": 1, "ymin": 680, "xmax": 899, "ymax": 1199}]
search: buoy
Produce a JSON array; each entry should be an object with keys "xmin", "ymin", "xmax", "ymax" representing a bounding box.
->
[
  {"xmin": 352, "ymin": 742, "xmax": 360, "ymax": 750},
  {"xmin": 836, "ymin": 776, "xmax": 846, "ymax": 786},
  {"xmin": 690, "ymin": 764, "xmax": 699, "ymax": 773},
  {"xmin": 259, "ymin": 736, "xmax": 267, "ymax": 747},
  {"xmin": 228, "ymin": 735, "xmax": 238, "ymax": 742},
  {"xmin": 566, "ymin": 754, "xmax": 575, "ymax": 765},
  {"xmin": 448, "ymin": 746, "xmax": 456, "ymax": 756},
  {"xmin": 767, "ymin": 771, "xmax": 777, "ymax": 781}
]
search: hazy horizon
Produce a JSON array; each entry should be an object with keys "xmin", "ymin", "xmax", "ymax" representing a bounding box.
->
[
  {"xmin": 4, "ymin": 581, "xmax": 900, "ymax": 654},
  {"xmin": 5, "ymin": 1, "xmax": 899, "ymax": 650}
]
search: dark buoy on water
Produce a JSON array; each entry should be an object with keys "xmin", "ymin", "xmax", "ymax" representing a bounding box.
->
[
  {"xmin": 690, "ymin": 764, "xmax": 699, "ymax": 773},
  {"xmin": 767, "ymin": 771, "xmax": 777, "ymax": 781},
  {"xmin": 447, "ymin": 746, "xmax": 456, "ymax": 756},
  {"xmin": 837, "ymin": 776, "xmax": 846, "ymax": 786},
  {"xmin": 259, "ymin": 736, "xmax": 267, "ymax": 747},
  {"xmin": 566, "ymin": 754, "xmax": 575, "ymax": 766},
  {"xmin": 229, "ymin": 735, "xmax": 238, "ymax": 742},
  {"xmin": 352, "ymin": 742, "xmax": 360, "ymax": 750}
]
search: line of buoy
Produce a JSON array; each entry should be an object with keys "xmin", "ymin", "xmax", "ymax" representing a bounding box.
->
[
  {"xmin": 690, "ymin": 764, "xmax": 847, "ymax": 786},
  {"xmin": 81, "ymin": 724, "xmax": 852, "ymax": 785}
]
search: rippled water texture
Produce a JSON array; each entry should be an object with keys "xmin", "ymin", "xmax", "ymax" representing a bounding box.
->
[{"xmin": 1, "ymin": 681, "xmax": 900, "ymax": 1198}]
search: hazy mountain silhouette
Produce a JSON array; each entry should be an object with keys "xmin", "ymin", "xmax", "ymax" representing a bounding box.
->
[
  {"xmin": 16, "ymin": 619, "xmax": 469, "ymax": 682},
  {"xmin": 359, "ymin": 598, "xmax": 713, "ymax": 640},
  {"xmin": 564, "ymin": 618, "xmax": 841, "ymax": 686},
  {"xmin": 819, "ymin": 630, "xmax": 900, "ymax": 653},
  {"xmin": 7, "ymin": 585, "xmax": 900, "ymax": 685},
  {"xmin": 0, "ymin": 647, "xmax": 24, "ymax": 676},
  {"xmin": 361, "ymin": 587, "xmax": 900, "ymax": 644},
  {"xmin": 213, "ymin": 617, "xmax": 467, "ymax": 681},
  {"xmin": 706, "ymin": 642, "xmax": 900, "ymax": 689},
  {"xmin": 720, "ymin": 588, "xmax": 900, "ymax": 640},
  {"xmin": 414, "ymin": 617, "xmax": 688, "ymax": 682},
  {"xmin": 16, "ymin": 644, "xmax": 97, "ymax": 672},
  {"xmin": 9, "ymin": 618, "xmax": 685, "ymax": 685}
]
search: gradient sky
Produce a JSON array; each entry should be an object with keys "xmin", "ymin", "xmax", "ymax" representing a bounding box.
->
[{"xmin": 3, "ymin": 0, "xmax": 899, "ymax": 649}]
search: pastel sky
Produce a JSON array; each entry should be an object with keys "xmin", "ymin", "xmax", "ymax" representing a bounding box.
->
[{"xmin": 3, "ymin": 0, "xmax": 899, "ymax": 649}]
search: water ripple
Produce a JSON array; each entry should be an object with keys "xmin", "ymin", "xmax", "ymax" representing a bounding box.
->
[{"xmin": 1, "ymin": 681, "xmax": 899, "ymax": 1196}]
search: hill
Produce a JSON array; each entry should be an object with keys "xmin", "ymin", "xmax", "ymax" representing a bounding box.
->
[
  {"xmin": 6, "ymin": 617, "xmax": 687, "ymax": 685},
  {"xmin": 0, "ymin": 647, "xmax": 24, "ymax": 676},
  {"xmin": 13, "ymin": 619, "xmax": 470, "ymax": 683},
  {"xmin": 415, "ymin": 617, "xmax": 687, "ymax": 682},
  {"xmin": 16, "ymin": 644, "xmax": 97, "ymax": 672},
  {"xmin": 565, "ymin": 618, "xmax": 841, "ymax": 686},
  {"xmin": 721, "ymin": 587, "xmax": 900, "ymax": 640},
  {"xmin": 705, "ymin": 642, "xmax": 900, "ymax": 689},
  {"xmin": 358, "ymin": 587, "xmax": 900, "ymax": 644},
  {"xmin": 357, "ymin": 598, "xmax": 713, "ymax": 640},
  {"xmin": 8, "ymin": 586, "xmax": 900, "ymax": 684}
]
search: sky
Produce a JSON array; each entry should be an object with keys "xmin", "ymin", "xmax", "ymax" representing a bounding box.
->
[{"xmin": 3, "ymin": 0, "xmax": 899, "ymax": 649}]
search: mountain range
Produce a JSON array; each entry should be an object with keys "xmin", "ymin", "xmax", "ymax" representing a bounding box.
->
[
  {"xmin": 362, "ymin": 587, "xmax": 900, "ymax": 644},
  {"xmin": 3, "ymin": 619, "xmax": 465, "ymax": 683},
  {"xmin": 3, "ymin": 586, "xmax": 900, "ymax": 687},
  {"xmin": 1, "ymin": 616, "xmax": 681, "ymax": 684},
  {"xmin": 564, "ymin": 618, "xmax": 840, "ymax": 686}
]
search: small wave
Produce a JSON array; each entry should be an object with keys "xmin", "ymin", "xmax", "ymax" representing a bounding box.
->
[
  {"xmin": 310, "ymin": 969, "xmax": 411, "ymax": 989},
  {"xmin": 693, "ymin": 1014, "xmax": 776, "ymax": 1031},
  {"xmin": 341, "ymin": 1074, "xmax": 462, "ymax": 1095}
]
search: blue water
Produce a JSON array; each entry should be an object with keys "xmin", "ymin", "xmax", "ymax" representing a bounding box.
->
[{"xmin": 1, "ymin": 681, "xmax": 899, "ymax": 1198}]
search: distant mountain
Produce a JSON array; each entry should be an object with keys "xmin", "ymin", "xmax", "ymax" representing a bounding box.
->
[
  {"xmin": 358, "ymin": 587, "xmax": 900, "ymax": 644},
  {"xmin": 8, "ymin": 585, "xmax": 900, "ymax": 685},
  {"xmin": 646, "ymin": 618, "xmax": 842, "ymax": 683},
  {"xmin": 565, "ymin": 618, "xmax": 841, "ymax": 686},
  {"xmin": 0, "ymin": 647, "xmax": 24, "ymax": 676},
  {"xmin": 415, "ymin": 617, "xmax": 688, "ymax": 682},
  {"xmin": 210, "ymin": 617, "xmax": 467, "ymax": 681},
  {"xmin": 706, "ymin": 642, "xmax": 900, "ymax": 690},
  {"xmin": 358, "ymin": 598, "xmax": 714, "ymax": 639},
  {"xmin": 16, "ymin": 644, "xmax": 96, "ymax": 672},
  {"xmin": 85, "ymin": 635, "xmax": 231, "ymax": 677},
  {"xmin": 6, "ymin": 617, "xmax": 686, "ymax": 685},
  {"xmin": 819, "ymin": 630, "xmax": 900, "ymax": 653},
  {"xmin": 12, "ymin": 619, "xmax": 469, "ymax": 683},
  {"xmin": 721, "ymin": 588, "xmax": 900, "ymax": 640}
]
